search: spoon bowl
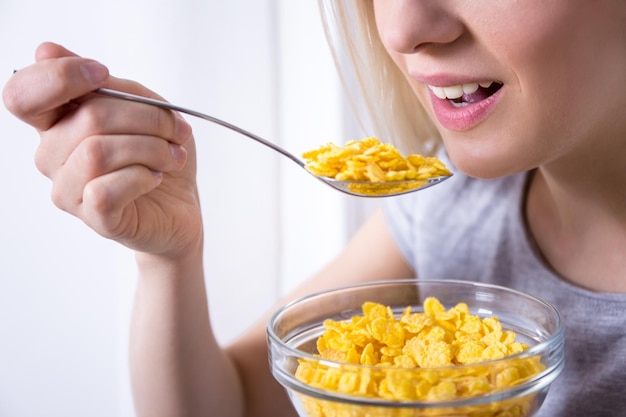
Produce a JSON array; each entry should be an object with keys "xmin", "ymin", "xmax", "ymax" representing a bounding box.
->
[{"xmin": 95, "ymin": 88, "xmax": 451, "ymax": 197}]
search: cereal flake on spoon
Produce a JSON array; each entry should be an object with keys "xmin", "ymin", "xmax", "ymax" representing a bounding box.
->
[{"xmin": 302, "ymin": 137, "xmax": 451, "ymax": 195}]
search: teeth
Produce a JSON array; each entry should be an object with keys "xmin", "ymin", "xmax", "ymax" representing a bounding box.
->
[
  {"xmin": 429, "ymin": 86, "xmax": 447, "ymax": 100},
  {"xmin": 441, "ymin": 85, "xmax": 464, "ymax": 99},
  {"xmin": 428, "ymin": 81, "xmax": 498, "ymax": 100},
  {"xmin": 462, "ymin": 83, "xmax": 479, "ymax": 94}
]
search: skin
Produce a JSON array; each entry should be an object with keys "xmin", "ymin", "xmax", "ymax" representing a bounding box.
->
[
  {"xmin": 2, "ymin": 1, "xmax": 626, "ymax": 416},
  {"xmin": 3, "ymin": 43, "xmax": 412, "ymax": 417},
  {"xmin": 372, "ymin": 0, "xmax": 626, "ymax": 292}
]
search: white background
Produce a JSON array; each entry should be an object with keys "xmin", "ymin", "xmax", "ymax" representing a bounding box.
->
[{"xmin": 0, "ymin": 2, "xmax": 377, "ymax": 416}]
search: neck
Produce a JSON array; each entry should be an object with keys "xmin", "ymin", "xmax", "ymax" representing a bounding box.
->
[{"xmin": 525, "ymin": 148, "xmax": 626, "ymax": 292}]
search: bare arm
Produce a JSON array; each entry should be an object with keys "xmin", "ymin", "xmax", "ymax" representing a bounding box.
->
[
  {"xmin": 3, "ymin": 42, "xmax": 414, "ymax": 417},
  {"xmin": 3, "ymin": 42, "xmax": 246, "ymax": 417},
  {"xmin": 226, "ymin": 207, "xmax": 415, "ymax": 417},
  {"xmin": 130, "ymin": 248, "xmax": 243, "ymax": 417}
]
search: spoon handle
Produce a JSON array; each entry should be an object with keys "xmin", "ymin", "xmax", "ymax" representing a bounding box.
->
[{"xmin": 94, "ymin": 88, "xmax": 305, "ymax": 167}]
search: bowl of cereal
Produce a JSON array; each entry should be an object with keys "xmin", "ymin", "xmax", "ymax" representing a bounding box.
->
[{"xmin": 267, "ymin": 279, "xmax": 564, "ymax": 417}]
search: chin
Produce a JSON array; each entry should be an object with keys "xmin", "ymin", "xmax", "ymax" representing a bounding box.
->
[{"xmin": 446, "ymin": 147, "xmax": 527, "ymax": 180}]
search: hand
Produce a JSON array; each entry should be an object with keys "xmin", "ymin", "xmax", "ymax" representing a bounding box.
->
[{"xmin": 3, "ymin": 42, "xmax": 203, "ymax": 257}]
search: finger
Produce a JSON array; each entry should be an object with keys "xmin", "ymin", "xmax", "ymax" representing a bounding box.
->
[
  {"xmin": 80, "ymin": 165, "xmax": 164, "ymax": 240},
  {"xmin": 3, "ymin": 48, "xmax": 109, "ymax": 131},
  {"xmin": 34, "ymin": 97, "xmax": 192, "ymax": 178},
  {"xmin": 48, "ymin": 133, "xmax": 187, "ymax": 213},
  {"xmin": 89, "ymin": 95, "xmax": 193, "ymax": 146},
  {"xmin": 33, "ymin": 42, "xmax": 177, "ymax": 105},
  {"xmin": 34, "ymin": 42, "xmax": 80, "ymax": 61}
]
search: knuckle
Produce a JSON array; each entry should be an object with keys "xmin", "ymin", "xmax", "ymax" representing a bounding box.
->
[
  {"xmin": 83, "ymin": 182, "xmax": 114, "ymax": 214},
  {"xmin": 46, "ymin": 58, "xmax": 82, "ymax": 94},
  {"xmin": 82, "ymin": 185, "xmax": 124, "ymax": 239},
  {"xmin": 33, "ymin": 146, "xmax": 52, "ymax": 178},
  {"xmin": 75, "ymin": 135, "xmax": 109, "ymax": 175},
  {"xmin": 33, "ymin": 62, "xmax": 77, "ymax": 107},
  {"xmin": 74, "ymin": 101, "xmax": 106, "ymax": 131},
  {"xmin": 44, "ymin": 64, "xmax": 67, "ymax": 90},
  {"xmin": 49, "ymin": 182, "xmax": 73, "ymax": 212}
]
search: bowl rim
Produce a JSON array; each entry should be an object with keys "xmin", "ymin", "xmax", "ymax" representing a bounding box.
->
[{"xmin": 266, "ymin": 278, "xmax": 565, "ymax": 407}]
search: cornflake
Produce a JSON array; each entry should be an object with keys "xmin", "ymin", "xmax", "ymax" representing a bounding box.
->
[
  {"xmin": 302, "ymin": 137, "xmax": 451, "ymax": 183},
  {"xmin": 295, "ymin": 297, "xmax": 545, "ymax": 417}
]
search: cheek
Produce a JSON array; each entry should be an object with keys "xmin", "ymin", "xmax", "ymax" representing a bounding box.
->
[
  {"xmin": 388, "ymin": 55, "xmax": 434, "ymax": 116},
  {"xmin": 510, "ymin": 23, "xmax": 623, "ymax": 158},
  {"xmin": 449, "ymin": 6, "xmax": 623, "ymax": 177}
]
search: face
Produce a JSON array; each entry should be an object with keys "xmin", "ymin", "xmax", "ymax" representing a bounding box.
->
[{"xmin": 372, "ymin": 0, "xmax": 626, "ymax": 178}]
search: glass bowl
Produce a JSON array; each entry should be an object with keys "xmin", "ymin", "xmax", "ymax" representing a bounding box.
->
[{"xmin": 267, "ymin": 279, "xmax": 564, "ymax": 417}]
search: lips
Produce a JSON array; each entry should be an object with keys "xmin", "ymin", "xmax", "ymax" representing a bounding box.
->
[{"xmin": 425, "ymin": 81, "xmax": 504, "ymax": 131}]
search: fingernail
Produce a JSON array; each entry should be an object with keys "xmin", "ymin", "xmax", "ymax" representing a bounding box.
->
[
  {"xmin": 169, "ymin": 143, "xmax": 188, "ymax": 164},
  {"xmin": 80, "ymin": 61, "xmax": 109, "ymax": 84}
]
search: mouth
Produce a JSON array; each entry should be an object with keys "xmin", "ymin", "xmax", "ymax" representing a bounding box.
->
[
  {"xmin": 424, "ymin": 80, "xmax": 504, "ymax": 131},
  {"xmin": 427, "ymin": 81, "xmax": 503, "ymax": 107}
]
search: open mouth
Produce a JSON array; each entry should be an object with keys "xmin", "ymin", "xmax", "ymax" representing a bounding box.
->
[{"xmin": 428, "ymin": 81, "xmax": 503, "ymax": 107}]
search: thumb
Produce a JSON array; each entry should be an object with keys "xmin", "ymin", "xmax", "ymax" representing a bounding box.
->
[
  {"xmin": 4, "ymin": 42, "xmax": 109, "ymax": 131},
  {"xmin": 35, "ymin": 41, "xmax": 80, "ymax": 62}
]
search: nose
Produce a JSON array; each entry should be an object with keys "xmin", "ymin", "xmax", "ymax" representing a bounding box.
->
[{"xmin": 373, "ymin": 0, "xmax": 464, "ymax": 54}]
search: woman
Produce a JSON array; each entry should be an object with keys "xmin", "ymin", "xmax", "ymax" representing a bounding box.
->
[{"xmin": 4, "ymin": 1, "xmax": 626, "ymax": 416}]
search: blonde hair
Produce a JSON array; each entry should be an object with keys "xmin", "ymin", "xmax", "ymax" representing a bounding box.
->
[{"xmin": 317, "ymin": 0, "xmax": 441, "ymax": 155}]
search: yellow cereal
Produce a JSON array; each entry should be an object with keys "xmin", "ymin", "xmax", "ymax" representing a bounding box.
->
[
  {"xmin": 295, "ymin": 296, "xmax": 545, "ymax": 417},
  {"xmin": 302, "ymin": 137, "xmax": 451, "ymax": 183}
]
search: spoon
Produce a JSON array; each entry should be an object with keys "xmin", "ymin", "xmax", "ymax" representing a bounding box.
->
[{"xmin": 94, "ymin": 88, "xmax": 451, "ymax": 197}]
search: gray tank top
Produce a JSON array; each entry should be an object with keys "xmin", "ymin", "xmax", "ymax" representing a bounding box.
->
[{"xmin": 383, "ymin": 163, "xmax": 626, "ymax": 416}]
